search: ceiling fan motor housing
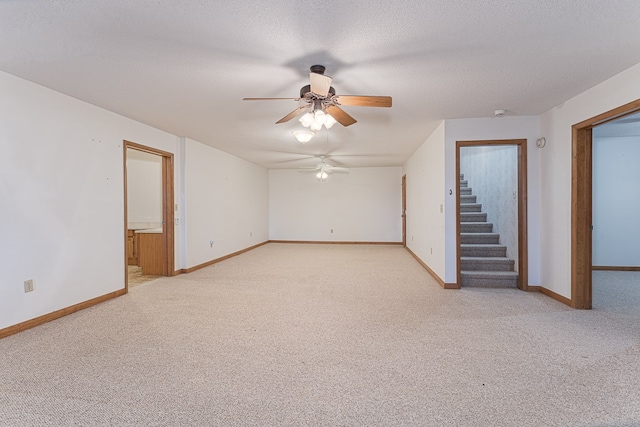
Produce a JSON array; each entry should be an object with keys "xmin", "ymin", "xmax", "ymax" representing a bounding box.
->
[{"xmin": 300, "ymin": 84, "xmax": 336, "ymax": 99}]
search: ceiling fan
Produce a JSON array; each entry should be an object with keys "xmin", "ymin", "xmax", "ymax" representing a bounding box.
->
[
  {"xmin": 243, "ymin": 65, "xmax": 392, "ymax": 129},
  {"xmin": 298, "ymin": 155, "xmax": 349, "ymax": 180}
]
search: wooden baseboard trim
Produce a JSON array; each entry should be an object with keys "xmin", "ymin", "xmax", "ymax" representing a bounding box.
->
[
  {"xmin": 268, "ymin": 240, "xmax": 403, "ymax": 245},
  {"xmin": 2, "ymin": 241, "xmax": 272, "ymax": 339},
  {"xmin": 0, "ymin": 289, "xmax": 127, "ymax": 340},
  {"xmin": 526, "ymin": 286, "xmax": 541, "ymax": 292},
  {"xmin": 180, "ymin": 241, "xmax": 269, "ymax": 274},
  {"xmin": 592, "ymin": 266, "xmax": 640, "ymax": 271},
  {"xmin": 405, "ymin": 247, "xmax": 459, "ymax": 289},
  {"xmin": 539, "ymin": 286, "xmax": 572, "ymax": 307}
]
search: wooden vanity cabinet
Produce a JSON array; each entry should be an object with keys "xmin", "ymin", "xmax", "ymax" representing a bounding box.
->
[
  {"xmin": 137, "ymin": 232, "xmax": 164, "ymax": 275},
  {"xmin": 127, "ymin": 230, "xmax": 139, "ymax": 265}
]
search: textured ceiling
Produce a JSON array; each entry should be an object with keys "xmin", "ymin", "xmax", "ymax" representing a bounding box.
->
[{"xmin": 2, "ymin": 1, "xmax": 640, "ymax": 169}]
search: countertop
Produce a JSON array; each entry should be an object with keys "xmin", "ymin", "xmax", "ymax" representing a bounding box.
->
[{"xmin": 134, "ymin": 227, "xmax": 163, "ymax": 234}]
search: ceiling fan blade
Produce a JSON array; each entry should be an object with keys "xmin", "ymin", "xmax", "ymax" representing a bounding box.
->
[
  {"xmin": 329, "ymin": 167, "xmax": 349, "ymax": 174},
  {"xmin": 243, "ymin": 98, "xmax": 300, "ymax": 101},
  {"xmin": 276, "ymin": 106, "xmax": 309, "ymax": 124},
  {"xmin": 310, "ymin": 72, "xmax": 332, "ymax": 97},
  {"xmin": 269, "ymin": 157, "xmax": 314, "ymax": 165},
  {"xmin": 325, "ymin": 105, "xmax": 357, "ymax": 127},
  {"xmin": 334, "ymin": 95, "xmax": 392, "ymax": 108}
]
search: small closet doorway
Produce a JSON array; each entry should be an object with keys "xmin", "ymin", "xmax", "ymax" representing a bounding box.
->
[{"xmin": 124, "ymin": 141, "xmax": 175, "ymax": 291}]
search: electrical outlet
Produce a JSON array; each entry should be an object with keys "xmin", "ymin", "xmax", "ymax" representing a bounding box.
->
[{"xmin": 24, "ymin": 279, "xmax": 34, "ymax": 293}]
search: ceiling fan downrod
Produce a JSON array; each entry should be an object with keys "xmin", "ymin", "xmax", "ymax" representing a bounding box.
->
[{"xmin": 309, "ymin": 64, "xmax": 326, "ymax": 75}]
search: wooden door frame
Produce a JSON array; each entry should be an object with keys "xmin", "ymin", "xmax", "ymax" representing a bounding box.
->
[
  {"xmin": 123, "ymin": 141, "xmax": 175, "ymax": 292},
  {"xmin": 402, "ymin": 174, "xmax": 407, "ymax": 247},
  {"xmin": 456, "ymin": 139, "xmax": 528, "ymax": 290},
  {"xmin": 571, "ymin": 98, "xmax": 640, "ymax": 308}
]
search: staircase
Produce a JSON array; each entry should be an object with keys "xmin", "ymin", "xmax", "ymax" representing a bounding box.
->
[{"xmin": 459, "ymin": 174, "xmax": 518, "ymax": 287}]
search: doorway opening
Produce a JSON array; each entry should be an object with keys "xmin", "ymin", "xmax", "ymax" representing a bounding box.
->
[
  {"xmin": 402, "ymin": 174, "xmax": 407, "ymax": 247},
  {"xmin": 124, "ymin": 141, "xmax": 175, "ymax": 291},
  {"xmin": 572, "ymin": 99, "xmax": 640, "ymax": 308},
  {"xmin": 592, "ymin": 119, "xmax": 640, "ymax": 322},
  {"xmin": 456, "ymin": 139, "xmax": 528, "ymax": 290}
]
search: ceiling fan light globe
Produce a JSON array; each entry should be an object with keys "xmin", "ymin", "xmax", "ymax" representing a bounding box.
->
[
  {"xmin": 313, "ymin": 109, "xmax": 327, "ymax": 126},
  {"xmin": 299, "ymin": 112, "xmax": 314, "ymax": 127},
  {"xmin": 309, "ymin": 121, "xmax": 322, "ymax": 132},
  {"xmin": 293, "ymin": 131, "xmax": 314, "ymax": 144},
  {"xmin": 324, "ymin": 114, "xmax": 337, "ymax": 129},
  {"xmin": 316, "ymin": 170, "xmax": 328, "ymax": 180}
]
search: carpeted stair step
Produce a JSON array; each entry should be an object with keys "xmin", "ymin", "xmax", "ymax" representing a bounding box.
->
[
  {"xmin": 460, "ymin": 212, "xmax": 487, "ymax": 222},
  {"xmin": 460, "ymin": 271, "xmax": 518, "ymax": 287},
  {"xmin": 461, "ymin": 244, "xmax": 507, "ymax": 257},
  {"xmin": 460, "ymin": 257, "xmax": 514, "ymax": 271},
  {"xmin": 460, "ymin": 195, "xmax": 477, "ymax": 204},
  {"xmin": 461, "ymin": 232, "xmax": 500, "ymax": 244},
  {"xmin": 460, "ymin": 222, "xmax": 493, "ymax": 233},
  {"xmin": 458, "ymin": 171, "xmax": 517, "ymax": 287},
  {"xmin": 459, "ymin": 203, "xmax": 482, "ymax": 212}
]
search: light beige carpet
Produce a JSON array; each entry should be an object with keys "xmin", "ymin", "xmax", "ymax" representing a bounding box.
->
[{"xmin": 1, "ymin": 243, "xmax": 639, "ymax": 426}]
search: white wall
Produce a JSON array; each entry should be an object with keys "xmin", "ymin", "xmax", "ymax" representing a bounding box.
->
[
  {"xmin": 184, "ymin": 138, "xmax": 268, "ymax": 268},
  {"xmin": 403, "ymin": 122, "xmax": 446, "ymax": 280},
  {"xmin": 444, "ymin": 116, "xmax": 542, "ymax": 285},
  {"xmin": 460, "ymin": 145, "xmax": 519, "ymax": 268},
  {"xmin": 126, "ymin": 148, "xmax": 163, "ymax": 226},
  {"xmin": 269, "ymin": 167, "xmax": 402, "ymax": 242},
  {"xmin": 0, "ymin": 70, "xmax": 182, "ymax": 330},
  {"xmin": 592, "ymin": 136, "xmax": 640, "ymax": 267},
  {"xmin": 0, "ymin": 71, "xmax": 270, "ymax": 332},
  {"xmin": 540, "ymin": 63, "xmax": 640, "ymax": 299}
]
